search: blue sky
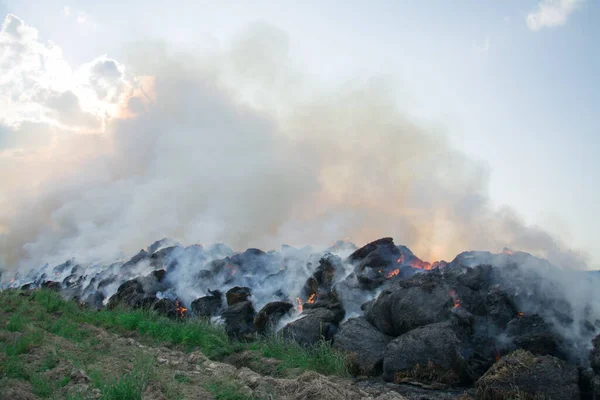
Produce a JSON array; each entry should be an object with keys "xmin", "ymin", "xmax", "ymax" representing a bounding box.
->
[{"xmin": 0, "ymin": 0, "xmax": 598, "ymax": 266}]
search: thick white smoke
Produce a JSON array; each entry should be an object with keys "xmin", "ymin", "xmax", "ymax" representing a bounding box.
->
[{"xmin": 0, "ymin": 14, "xmax": 589, "ymax": 275}]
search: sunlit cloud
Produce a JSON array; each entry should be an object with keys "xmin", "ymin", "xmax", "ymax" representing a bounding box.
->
[{"xmin": 526, "ymin": 0, "xmax": 585, "ymax": 31}]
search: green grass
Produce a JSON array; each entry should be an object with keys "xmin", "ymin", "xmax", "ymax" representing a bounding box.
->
[
  {"xmin": 205, "ymin": 380, "xmax": 257, "ymax": 400},
  {"xmin": 0, "ymin": 289, "xmax": 348, "ymax": 382},
  {"xmin": 174, "ymin": 373, "xmax": 190, "ymax": 384}
]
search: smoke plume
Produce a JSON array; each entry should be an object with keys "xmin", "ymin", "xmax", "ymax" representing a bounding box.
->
[{"xmin": 0, "ymin": 15, "xmax": 589, "ymax": 274}]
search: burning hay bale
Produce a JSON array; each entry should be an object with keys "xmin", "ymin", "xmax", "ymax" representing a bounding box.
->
[
  {"xmin": 151, "ymin": 298, "xmax": 188, "ymax": 320},
  {"xmin": 332, "ymin": 317, "xmax": 393, "ymax": 376},
  {"xmin": 475, "ymin": 349, "xmax": 580, "ymax": 400},
  {"xmin": 5, "ymin": 236, "xmax": 600, "ymax": 396},
  {"xmin": 282, "ymin": 305, "xmax": 345, "ymax": 346}
]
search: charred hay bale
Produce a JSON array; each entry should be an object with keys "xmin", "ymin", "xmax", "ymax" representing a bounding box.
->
[
  {"xmin": 303, "ymin": 253, "xmax": 342, "ymax": 296},
  {"xmin": 346, "ymin": 238, "xmax": 403, "ymax": 290},
  {"xmin": 332, "ymin": 317, "xmax": 393, "ymax": 376},
  {"xmin": 364, "ymin": 277, "xmax": 454, "ymax": 336},
  {"xmin": 282, "ymin": 307, "xmax": 343, "ymax": 346},
  {"xmin": 254, "ymin": 301, "xmax": 293, "ymax": 333},
  {"xmin": 382, "ymin": 321, "xmax": 468, "ymax": 385},
  {"xmin": 41, "ymin": 281, "xmax": 61, "ymax": 291},
  {"xmin": 107, "ymin": 270, "xmax": 168, "ymax": 310},
  {"xmin": 475, "ymin": 349, "xmax": 579, "ymax": 400},
  {"xmin": 346, "ymin": 237, "xmax": 396, "ymax": 264},
  {"xmin": 484, "ymin": 285, "xmax": 518, "ymax": 328},
  {"xmin": 503, "ymin": 314, "xmax": 563, "ymax": 358},
  {"xmin": 151, "ymin": 298, "xmax": 179, "ymax": 319},
  {"xmin": 221, "ymin": 300, "xmax": 256, "ymax": 339},
  {"xmin": 191, "ymin": 290, "xmax": 223, "ymax": 318},
  {"xmin": 226, "ymin": 286, "xmax": 252, "ymax": 306}
]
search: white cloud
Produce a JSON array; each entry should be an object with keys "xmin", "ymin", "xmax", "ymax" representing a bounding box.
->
[
  {"xmin": 0, "ymin": 14, "xmax": 130, "ymax": 132},
  {"xmin": 526, "ymin": 0, "xmax": 585, "ymax": 31}
]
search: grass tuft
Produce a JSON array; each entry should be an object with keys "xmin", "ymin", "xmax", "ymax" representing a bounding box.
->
[{"xmin": 205, "ymin": 380, "xmax": 257, "ymax": 400}]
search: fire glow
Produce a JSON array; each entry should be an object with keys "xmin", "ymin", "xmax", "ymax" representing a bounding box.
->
[
  {"xmin": 175, "ymin": 300, "xmax": 187, "ymax": 319},
  {"xmin": 396, "ymin": 254, "xmax": 440, "ymax": 271},
  {"xmin": 307, "ymin": 293, "xmax": 316, "ymax": 304},
  {"xmin": 386, "ymin": 269, "xmax": 400, "ymax": 278},
  {"xmin": 296, "ymin": 297, "xmax": 303, "ymax": 313},
  {"xmin": 449, "ymin": 290, "xmax": 461, "ymax": 309}
]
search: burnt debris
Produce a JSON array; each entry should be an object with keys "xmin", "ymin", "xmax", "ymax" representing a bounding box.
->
[{"xmin": 3, "ymin": 236, "xmax": 600, "ymax": 398}]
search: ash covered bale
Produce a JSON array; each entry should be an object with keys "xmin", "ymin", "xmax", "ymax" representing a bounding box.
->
[
  {"xmin": 332, "ymin": 317, "xmax": 393, "ymax": 376},
  {"xmin": 221, "ymin": 300, "xmax": 256, "ymax": 339},
  {"xmin": 191, "ymin": 290, "xmax": 223, "ymax": 318},
  {"xmin": 120, "ymin": 249, "xmax": 150, "ymax": 273},
  {"xmin": 282, "ymin": 305, "xmax": 345, "ymax": 346},
  {"xmin": 254, "ymin": 301, "xmax": 294, "ymax": 333},
  {"xmin": 226, "ymin": 286, "xmax": 252, "ymax": 306},
  {"xmin": 475, "ymin": 349, "xmax": 579, "ymax": 400},
  {"xmin": 382, "ymin": 321, "xmax": 468, "ymax": 385}
]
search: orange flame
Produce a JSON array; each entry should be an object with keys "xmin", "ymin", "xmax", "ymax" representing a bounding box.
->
[
  {"xmin": 449, "ymin": 290, "xmax": 460, "ymax": 308},
  {"xmin": 517, "ymin": 312, "xmax": 523, "ymax": 318},
  {"xmin": 175, "ymin": 300, "xmax": 187, "ymax": 319},
  {"xmin": 296, "ymin": 297, "xmax": 303, "ymax": 313},
  {"xmin": 386, "ymin": 269, "xmax": 400, "ymax": 278},
  {"xmin": 10, "ymin": 277, "xmax": 15, "ymax": 283},
  {"xmin": 307, "ymin": 293, "xmax": 316, "ymax": 304}
]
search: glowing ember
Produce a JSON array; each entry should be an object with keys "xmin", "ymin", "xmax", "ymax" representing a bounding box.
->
[
  {"xmin": 175, "ymin": 300, "xmax": 187, "ymax": 319},
  {"xmin": 10, "ymin": 278, "xmax": 15, "ymax": 283},
  {"xmin": 296, "ymin": 297, "xmax": 303, "ymax": 313},
  {"xmin": 449, "ymin": 290, "xmax": 461, "ymax": 308},
  {"xmin": 503, "ymin": 247, "xmax": 514, "ymax": 255},
  {"xmin": 410, "ymin": 259, "xmax": 433, "ymax": 270},
  {"xmin": 386, "ymin": 269, "xmax": 400, "ymax": 278},
  {"xmin": 307, "ymin": 293, "xmax": 316, "ymax": 304},
  {"xmin": 378, "ymin": 269, "xmax": 382, "ymax": 273},
  {"xmin": 517, "ymin": 312, "xmax": 524, "ymax": 318},
  {"xmin": 397, "ymin": 254, "xmax": 441, "ymax": 271}
]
